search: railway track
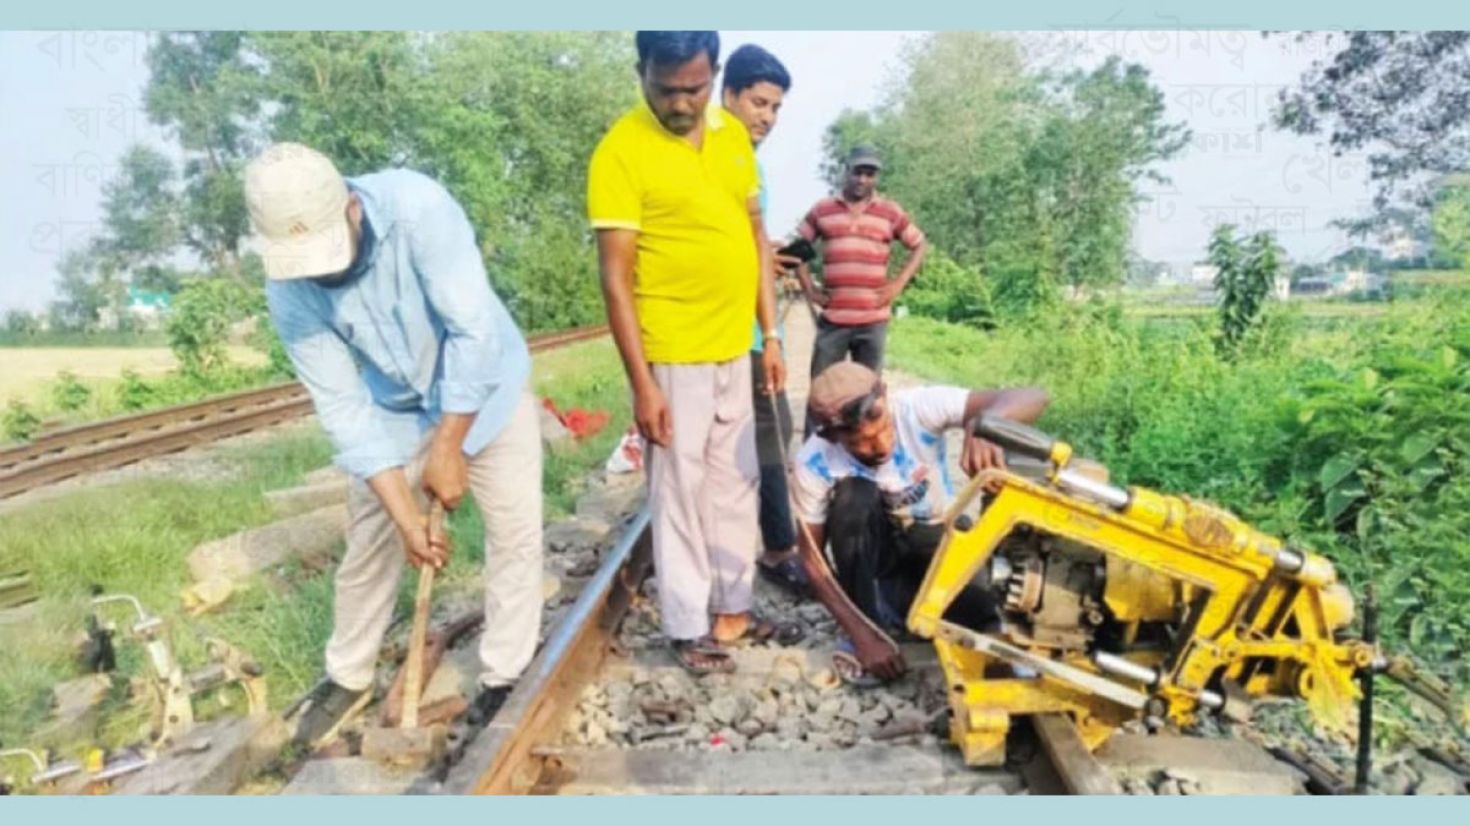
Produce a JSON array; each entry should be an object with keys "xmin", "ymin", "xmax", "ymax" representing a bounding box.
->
[
  {"xmin": 0, "ymin": 324, "xmax": 608, "ymax": 500},
  {"xmin": 433, "ymin": 507, "xmax": 1128, "ymax": 796}
]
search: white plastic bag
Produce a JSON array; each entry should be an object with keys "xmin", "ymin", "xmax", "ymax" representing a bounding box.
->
[{"xmin": 604, "ymin": 425, "xmax": 645, "ymax": 474}]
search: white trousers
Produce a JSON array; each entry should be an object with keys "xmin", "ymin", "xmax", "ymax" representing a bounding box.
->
[
  {"xmin": 325, "ymin": 391, "xmax": 544, "ymax": 691},
  {"xmin": 647, "ymin": 358, "xmax": 760, "ymax": 640}
]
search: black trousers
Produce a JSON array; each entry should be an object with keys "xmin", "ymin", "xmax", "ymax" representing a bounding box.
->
[
  {"xmin": 805, "ymin": 318, "xmax": 889, "ymax": 438},
  {"xmin": 810, "ymin": 317, "xmax": 889, "ymax": 378},
  {"xmin": 825, "ymin": 478, "xmax": 997, "ymax": 634},
  {"xmin": 751, "ymin": 351, "xmax": 796, "ymax": 552}
]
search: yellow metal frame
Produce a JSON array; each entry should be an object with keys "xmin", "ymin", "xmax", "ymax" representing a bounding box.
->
[{"xmin": 908, "ymin": 462, "xmax": 1372, "ymax": 766}]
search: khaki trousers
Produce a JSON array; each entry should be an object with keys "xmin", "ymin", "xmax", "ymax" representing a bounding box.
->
[
  {"xmin": 647, "ymin": 358, "xmax": 760, "ymax": 640},
  {"xmin": 325, "ymin": 391, "xmax": 544, "ymax": 691}
]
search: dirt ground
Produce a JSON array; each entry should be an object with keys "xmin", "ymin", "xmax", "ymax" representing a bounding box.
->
[{"xmin": 0, "ymin": 345, "xmax": 265, "ymax": 403}]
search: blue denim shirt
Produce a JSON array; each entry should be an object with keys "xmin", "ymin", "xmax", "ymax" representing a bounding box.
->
[{"xmin": 266, "ymin": 169, "xmax": 531, "ymax": 480}]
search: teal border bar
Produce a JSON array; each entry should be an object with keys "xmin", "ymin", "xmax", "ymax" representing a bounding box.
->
[{"xmin": 1, "ymin": 1, "xmax": 1469, "ymax": 30}]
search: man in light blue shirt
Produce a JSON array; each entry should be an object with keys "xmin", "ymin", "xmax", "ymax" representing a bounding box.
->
[
  {"xmin": 246, "ymin": 142, "xmax": 542, "ymax": 746},
  {"xmin": 722, "ymin": 44, "xmax": 810, "ymax": 596}
]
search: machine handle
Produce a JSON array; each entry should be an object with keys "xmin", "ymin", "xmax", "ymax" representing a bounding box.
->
[{"xmin": 971, "ymin": 415, "xmax": 1057, "ymax": 463}]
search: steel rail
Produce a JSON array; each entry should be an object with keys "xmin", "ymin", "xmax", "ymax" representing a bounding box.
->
[{"xmin": 0, "ymin": 324, "xmax": 609, "ymax": 499}]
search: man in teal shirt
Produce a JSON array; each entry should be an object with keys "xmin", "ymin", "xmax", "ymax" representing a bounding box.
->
[{"xmin": 721, "ymin": 44, "xmax": 808, "ymax": 594}]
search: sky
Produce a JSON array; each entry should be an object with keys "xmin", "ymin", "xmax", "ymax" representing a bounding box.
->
[{"xmin": 0, "ymin": 30, "xmax": 1372, "ymax": 313}]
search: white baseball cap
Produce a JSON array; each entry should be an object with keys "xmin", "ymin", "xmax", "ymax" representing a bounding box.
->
[{"xmin": 244, "ymin": 143, "xmax": 355, "ymax": 280}]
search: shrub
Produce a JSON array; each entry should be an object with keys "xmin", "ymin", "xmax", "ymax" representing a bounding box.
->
[
  {"xmin": 3, "ymin": 400, "xmax": 42, "ymax": 443},
  {"xmin": 51, "ymin": 371, "xmax": 92, "ymax": 412}
]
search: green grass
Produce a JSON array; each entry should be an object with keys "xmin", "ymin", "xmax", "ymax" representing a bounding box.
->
[
  {"xmin": 532, "ymin": 338, "xmax": 630, "ymax": 516},
  {"xmin": 0, "ymin": 428, "xmax": 333, "ymax": 752},
  {"xmin": 0, "ymin": 335, "xmax": 630, "ymax": 763},
  {"xmin": 1123, "ymin": 300, "xmax": 1388, "ymax": 319},
  {"xmin": 1389, "ymin": 269, "xmax": 1467, "ymax": 286}
]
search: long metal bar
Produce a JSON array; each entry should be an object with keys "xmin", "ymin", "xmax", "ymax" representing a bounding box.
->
[
  {"xmin": 1355, "ymin": 586, "xmax": 1377, "ymax": 794},
  {"xmin": 0, "ymin": 382, "xmax": 309, "ymax": 469},
  {"xmin": 0, "ymin": 396, "xmax": 313, "ymax": 498},
  {"xmin": 936, "ymin": 622, "xmax": 1149, "ymax": 710},
  {"xmin": 1055, "ymin": 468, "xmax": 1130, "ymax": 510},
  {"xmin": 535, "ymin": 507, "xmax": 648, "ymax": 678},
  {"xmin": 1092, "ymin": 650, "xmax": 1225, "ymax": 710}
]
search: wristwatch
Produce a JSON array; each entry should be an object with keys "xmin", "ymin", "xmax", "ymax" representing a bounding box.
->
[{"xmin": 763, "ymin": 329, "xmax": 782, "ymax": 343}]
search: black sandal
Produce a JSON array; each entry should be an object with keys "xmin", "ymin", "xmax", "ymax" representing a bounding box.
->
[{"xmin": 758, "ymin": 554, "xmax": 811, "ymax": 598}]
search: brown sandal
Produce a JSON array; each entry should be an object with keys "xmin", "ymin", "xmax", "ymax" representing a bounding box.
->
[{"xmin": 671, "ymin": 637, "xmax": 736, "ymax": 675}]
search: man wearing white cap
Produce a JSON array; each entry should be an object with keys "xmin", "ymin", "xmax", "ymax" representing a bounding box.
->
[{"xmin": 245, "ymin": 143, "xmax": 543, "ymax": 746}]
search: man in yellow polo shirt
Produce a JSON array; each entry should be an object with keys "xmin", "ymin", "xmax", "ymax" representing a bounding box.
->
[{"xmin": 589, "ymin": 30, "xmax": 796, "ymax": 675}]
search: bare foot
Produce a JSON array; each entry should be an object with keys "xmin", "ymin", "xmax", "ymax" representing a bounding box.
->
[{"xmin": 710, "ymin": 612, "xmax": 751, "ymax": 643}]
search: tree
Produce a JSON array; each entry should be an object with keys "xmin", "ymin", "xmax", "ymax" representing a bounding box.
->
[
  {"xmin": 245, "ymin": 32, "xmax": 423, "ymax": 174},
  {"xmin": 819, "ymin": 35, "xmax": 1187, "ymax": 317},
  {"xmin": 115, "ymin": 31, "xmax": 642, "ymax": 336},
  {"xmin": 1126, "ymin": 252, "xmax": 1166, "ymax": 288},
  {"xmin": 1274, "ymin": 32, "xmax": 1470, "ymax": 214},
  {"xmin": 50, "ymin": 248, "xmax": 126, "ymax": 331},
  {"xmin": 1212, "ymin": 225, "xmax": 1281, "ymax": 357},
  {"xmin": 3, "ymin": 310, "xmax": 39, "ymax": 337},
  {"xmin": 412, "ymin": 32, "xmax": 636, "ymax": 330},
  {"xmin": 1328, "ymin": 246, "xmax": 1386, "ymax": 273},
  {"xmin": 1431, "ymin": 185, "xmax": 1470, "ymax": 272},
  {"xmin": 46, "ymin": 144, "xmax": 189, "ymax": 334},
  {"xmin": 89, "ymin": 144, "xmax": 185, "ymax": 293},
  {"xmin": 1029, "ymin": 57, "xmax": 1191, "ymax": 293},
  {"xmin": 143, "ymin": 32, "xmax": 262, "ymax": 274}
]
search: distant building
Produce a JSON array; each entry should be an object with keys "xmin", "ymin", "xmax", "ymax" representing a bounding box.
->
[
  {"xmin": 1189, "ymin": 264, "xmax": 1220, "ymax": 287},
  {"xmin": 126, "ymin": 286, "xmax": 171, "ymax": 329},
  {"xmin": 128, "ymin": 287, "xmax": 170, "ymax": 317},
  {"xmin": 95, "ymin": 287, "xmax": 172, "ymax": 331},
  {"xmin": 1293, "ymin": 269, "xmax": 1372, "ymax": 298},
  {"xmin": 1294, "ymin": 276, "xmax": 1334, "ymax": 296},
  {"xmin": 1157, "ymin": 262, "xmax": 1218, "ymax": 289},
  {"xmin": 1272, "ymin": 274, "xmax": 1291, "ymax": 301}
]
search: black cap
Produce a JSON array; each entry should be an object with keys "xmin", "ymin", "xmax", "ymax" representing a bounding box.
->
[{"xmin": 846, "ymin": 145, "xmax": 883, "ymax": 171}]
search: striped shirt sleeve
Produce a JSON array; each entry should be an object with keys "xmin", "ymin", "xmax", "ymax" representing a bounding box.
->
[
  {"xmin": 796, "ymin": 203, "xmax": 821, "ymax": 242},
  {"xmin": 892, "ymin": 203, "xmax": 925, "ymax": 249}
]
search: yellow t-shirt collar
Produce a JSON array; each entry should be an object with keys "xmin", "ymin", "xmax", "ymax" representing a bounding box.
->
[{"xmin": 637, "ymin": 97, "xmax": 728, "ymax": 137}]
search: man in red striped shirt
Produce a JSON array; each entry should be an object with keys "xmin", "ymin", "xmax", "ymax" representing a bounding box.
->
[{"xmin": 796, "ymin": 146, "xmax": 927, "ymax": 398}]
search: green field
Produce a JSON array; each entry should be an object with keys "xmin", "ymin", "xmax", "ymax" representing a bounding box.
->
[{"xmin": 1123, "ymin": 300, "xmax": 1388, "ymax": 319}]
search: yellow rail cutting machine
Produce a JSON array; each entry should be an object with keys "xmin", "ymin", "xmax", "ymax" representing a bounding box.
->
[{"xmin": 906, "ymin": 416, "xmax": 1434, "ymax": 767}]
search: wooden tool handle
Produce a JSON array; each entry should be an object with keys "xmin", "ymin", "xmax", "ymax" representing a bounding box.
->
[
  {"xmin": 401, "ymin": 500, "xmax": 445, "ymax": 729},
  {"xmin": 426, "ymin": 499, "xmax": 447, "ymax": 554}
]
